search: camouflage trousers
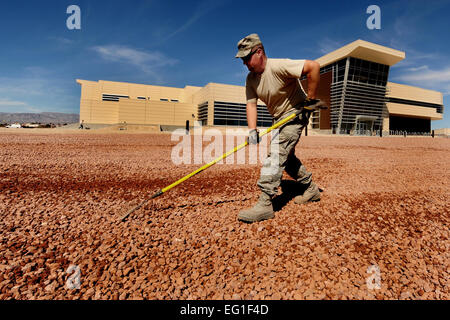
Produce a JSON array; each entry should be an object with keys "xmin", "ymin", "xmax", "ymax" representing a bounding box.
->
[{"xmin": 257, "ymin": 111, "xmax": 312, "ymax": 198}]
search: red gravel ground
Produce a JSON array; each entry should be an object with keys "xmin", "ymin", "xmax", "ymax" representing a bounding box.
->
[{"xmin": 0, "ymin": 129, "xmax": 449, "ymax": 300}]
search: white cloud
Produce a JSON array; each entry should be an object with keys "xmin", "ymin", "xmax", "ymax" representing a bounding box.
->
[
  {"xmin": 406, "ymin": 65, "xmax": 429, "ymax": 72},
  {"xmin": 0, "ymin": 99, "xmax": 27, "ymax": 107},
  {"xmin": 392, "ymin": 47, "xmax": 441, "ymax": 69},
  {"xmin": 394, "ymin": 66, "xmax": 450, "ymax": 95},
  {"xmin": 92, "ymin": 45, "xmax": 171, "ymax": 66},
  {"xmin": 49, "ymin": 36, "xmax": 74, "ymax": 45},
  {"xmin": 91, "ymin": 45, "xmax": 178, "ymax": 80},
  {"xmin": 317, "ymin": 38, "xmax": 346, "ymax": 55},
  {"xmin": 391, "ymin": 1, "xmax": 449, "ymax": 39},
  {"xmin": 0, "ymin": 77, "xmax": 46, "ymax": 96},
  {"xmin": 397, "ymin": 67, "xmax": 450, "ymax": 82},
  {"xmin": 165, "ymin": 0, "xmax": 227, "ymax": 41},
  {"xmin": 0, "ymin": 99, "xmax": 41, "ymax": 113}
]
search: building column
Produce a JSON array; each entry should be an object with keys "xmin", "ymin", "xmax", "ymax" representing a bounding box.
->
[{"xmin": 337, "ymin": 57, "xmax": 350, "ymax": 133}]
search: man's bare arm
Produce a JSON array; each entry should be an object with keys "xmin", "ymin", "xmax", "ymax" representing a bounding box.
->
[
  {"xmin": 301, "ymin": 60, "xmax": 320, "ymax": 99},
  {"xmin": 246, "ymin": 101, "xmax": 258, "ymax": 130}
]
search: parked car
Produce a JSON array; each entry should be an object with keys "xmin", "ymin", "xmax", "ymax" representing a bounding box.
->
[{"xmin": 6, "ymin": 123, "xmax": 22, "ymax": 128}]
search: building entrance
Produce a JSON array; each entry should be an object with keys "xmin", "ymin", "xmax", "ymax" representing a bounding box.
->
[
  {"xmin": 354, "ymin": 115, "xmax": 377, "ymax": 135},
  {"xmin": 356, "ymin": 121, "xmax": 369, "ymax": 134}
]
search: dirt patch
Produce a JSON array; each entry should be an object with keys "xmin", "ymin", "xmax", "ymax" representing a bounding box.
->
[{"xmin": 0, "ymin": 132, "xmax": 448, "ymax": 300}]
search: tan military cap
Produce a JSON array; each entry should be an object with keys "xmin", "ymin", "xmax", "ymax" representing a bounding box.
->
[{"xmin": 235, "ymin": 33, "xmax": 262, "ymax": 58}]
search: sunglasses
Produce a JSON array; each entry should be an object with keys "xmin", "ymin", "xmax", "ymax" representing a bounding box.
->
[{"xmin": 242, "ymin": 48, "xmax": 259, "ymax": 63}]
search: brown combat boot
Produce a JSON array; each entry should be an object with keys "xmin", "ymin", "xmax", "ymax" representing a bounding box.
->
[
  {"xmin": 294, "ymin": 181, "xmax": 320, "ymax": 204},
  {"xmin": 238, "ymin": 193, "xmax": 274, "ymax": 223}
]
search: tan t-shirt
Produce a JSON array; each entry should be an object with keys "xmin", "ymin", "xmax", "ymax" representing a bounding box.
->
[{"xmin": 246, "ymin": 58, "xmax": 307, "ymax": 119}]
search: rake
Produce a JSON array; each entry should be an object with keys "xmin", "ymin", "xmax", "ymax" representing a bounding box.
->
[{"xmin": 118, "ymin": 107, "xmax": 318, "ymax": 222}]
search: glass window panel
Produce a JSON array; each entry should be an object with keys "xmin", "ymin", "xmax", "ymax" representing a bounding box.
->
[
  {"xmin": 349, "ymin": 67, "xmax": 355, "ymax": 76},
  {"xmin": 214, "ymin": 119, "xmax": 225, "ymax": 125},
  {"xmin": 361, "ymin": 60, "xmax": 369, "ymax": 70}
]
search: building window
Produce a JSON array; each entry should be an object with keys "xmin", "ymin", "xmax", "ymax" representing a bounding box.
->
[
  {"xmin": 198, "ymin": 102, "xmax": 208, "ymax": 126},
  {"xmin": 213, "ymin": 101, "xmax": 272, "ymax": 127},
  {"xmin": 102, "ymin": 94, "xmax": 130, "ymax": 102},
  {"xmin": 137, "ymin": 96, "xmax": 146, "ymax": 100},
  {"xmin": 389, "ymin": 115, "xmax": 431, "ymax": 133},
  {"xmin": 347, "ymin": 57, "xmax": 389, "ymax": 87},
  {"xmin": 171, "ymin": 99, "xmax": 179, "ymax": 102},
  {"xmin": 160, "ymin": 98, "xmax": 169, "ymax": 102},
  {"xmin": 386, "ymin": 97, "xmax": 444, "ymax": 114}
]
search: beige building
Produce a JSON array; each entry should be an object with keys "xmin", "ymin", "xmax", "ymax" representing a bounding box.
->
[
  {"xmin": 434, "ymin": 128, "xmax": 450, "ymax": 136},
  {"xmin": 77, "ymin": 39, "xmax": 444, "ymax": 135}
]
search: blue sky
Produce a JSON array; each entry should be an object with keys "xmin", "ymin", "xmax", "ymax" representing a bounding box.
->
[{"xmin": 0, "ymin": 0, "xmax": 449, "ymax": 129}]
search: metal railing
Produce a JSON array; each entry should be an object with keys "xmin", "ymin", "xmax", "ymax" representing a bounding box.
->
[{"xmin": 389, "ymin": 130, "xmax": 432, "ymax": 137}]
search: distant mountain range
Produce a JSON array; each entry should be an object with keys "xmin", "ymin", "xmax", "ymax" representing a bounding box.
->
[{"xmin": 0, "ymin": 112, "xmax": 79, "ymax": 124}]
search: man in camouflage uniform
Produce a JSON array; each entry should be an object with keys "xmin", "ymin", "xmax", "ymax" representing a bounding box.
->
[{"xmin": 235, "ymin": 33, "xmax": 323, "ymax": 223}]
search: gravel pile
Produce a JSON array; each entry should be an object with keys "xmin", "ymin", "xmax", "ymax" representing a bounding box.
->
[{"xmin": 0, "ymin": 132, "xmax": 448, "ymax": 299}]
